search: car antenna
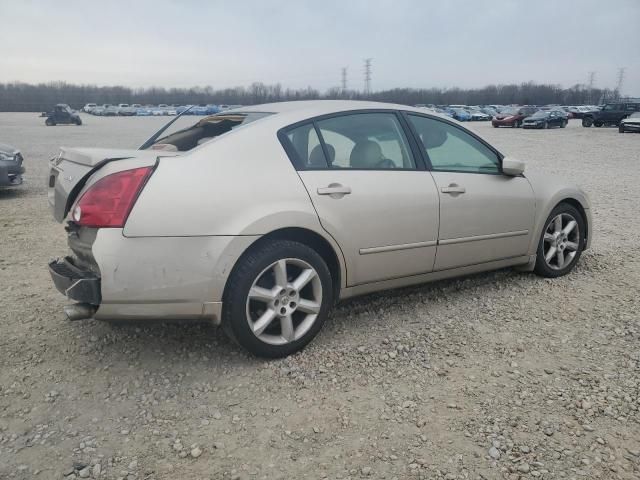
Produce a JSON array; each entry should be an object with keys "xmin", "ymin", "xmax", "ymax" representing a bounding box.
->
[{"xmin": 139, "ymin": 104, "xmax": 196, "ymax": 150}]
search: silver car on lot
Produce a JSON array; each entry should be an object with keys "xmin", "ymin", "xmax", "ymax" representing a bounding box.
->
[{"xmin": 48, "ymin": 101, "xmax": 592, "ymax": 357}]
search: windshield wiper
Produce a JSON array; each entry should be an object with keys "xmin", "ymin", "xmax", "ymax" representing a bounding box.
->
[{"xmin": 139, "ymin": 105, "xmax": 195, "ymax": 150}]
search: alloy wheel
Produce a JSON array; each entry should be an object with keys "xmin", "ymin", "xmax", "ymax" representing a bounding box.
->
[
  {"xmin": 542, "ymin": 213, "xmax": 580, "ymax": 270},
  {"xmin": 245, "ymin": 258, "xmax": 322, "ymax": 346}
]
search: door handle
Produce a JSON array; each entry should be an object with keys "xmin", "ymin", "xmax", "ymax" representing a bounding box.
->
[
  {"xmin": 441, "ymin": 184, "xmax": 466, "ymax": 194},
  {"xmin": 317, "ymin": 184, "xmax": 352, "ymax": 196}
]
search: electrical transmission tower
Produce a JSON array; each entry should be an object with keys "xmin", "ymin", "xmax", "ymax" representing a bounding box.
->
[
  {"xmin": 341, "ymin": 67, "xmax": 348, "ymax": 93},
  {"xmin": 587, "ymin": 71, "xmax": 595, "ymax": 104},
  {"xmin": 363, "ymin": 58, "xmax": 372, "ymax": 95},
  {"xmin": 615, "ymin": 67, "xmax": 625, "ymax": 97}
]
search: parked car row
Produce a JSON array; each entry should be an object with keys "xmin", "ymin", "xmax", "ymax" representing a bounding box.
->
[
  {"xmin": 416, "ymin": 102, "xmax": 640, "ymax": 132},
  {"xmin": 82, "ymin": 103, "xmax": 243, "ymax": 116}
]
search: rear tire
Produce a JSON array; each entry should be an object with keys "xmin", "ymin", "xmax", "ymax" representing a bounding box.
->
[
  {"xmin": 75, "ymin": 118, "xmax": 82, "ymax": 126},
  {"xmin": 222, "ymin": 240, "xmax": 333, "ymax": 358},
  {"xmin": 561, "ymin": 120, "xmax": 567, "ymax": 128},
  {"xmin": 45, "ymin": 118, "xmax": 55, "ymax": 126},
  {"xmin": 534, "ymin": 203, "xmax": 586, "ymax": 278}
]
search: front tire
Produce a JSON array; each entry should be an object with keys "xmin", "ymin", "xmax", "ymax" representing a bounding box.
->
[
  {"xmin": 534, "ymin": 203, "xmax": 585, "ymax": 278},
  {"xmin": 561, "ymin": 120, "xmax": 567, "ymax": 128},
  {"xmin": 222, "ymin": 240, "xmax": 333, "ymax": 358},
  {"xmin": 582, "ymin": 117, "xmax": 593, "ymax": 127},
  {"xmin": 45, "ymin": 118, "xmax": 55, "ymax": 126}
]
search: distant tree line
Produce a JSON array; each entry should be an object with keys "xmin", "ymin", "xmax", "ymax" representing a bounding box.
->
[{"xmin": 0, "ymin": 80, "xmax": 626, "ymax": 112}]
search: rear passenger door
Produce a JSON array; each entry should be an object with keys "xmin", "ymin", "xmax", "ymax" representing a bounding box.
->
[{"xmin": 281, "ymin": 111, "xmax": 440, "ymax": 286}]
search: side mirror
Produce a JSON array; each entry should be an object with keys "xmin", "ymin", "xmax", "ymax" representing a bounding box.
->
[{"xmin": 502, "ymin": 157, "xmax": 525, "ymax": 176}]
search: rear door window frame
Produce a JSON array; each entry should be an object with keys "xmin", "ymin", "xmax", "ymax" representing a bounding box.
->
[{"xmin": 278, "ymin": 109, "xmax": 428, "ymax": 172}]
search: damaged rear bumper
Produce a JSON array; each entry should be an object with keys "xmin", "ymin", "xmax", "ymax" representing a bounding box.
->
[{"xmin": 48, "ymin": 256, "xmax": 101, "ymax": 305}]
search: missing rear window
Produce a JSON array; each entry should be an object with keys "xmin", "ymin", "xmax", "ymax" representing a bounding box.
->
[{"xmin": 149, "ymin": 112, "xmax": 272, "ymax": 152}]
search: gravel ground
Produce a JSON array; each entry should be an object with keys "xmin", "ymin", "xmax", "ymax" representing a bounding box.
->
[{"xmin": 1, "ymin": 112, "xmax": 639, "ymax": 480}]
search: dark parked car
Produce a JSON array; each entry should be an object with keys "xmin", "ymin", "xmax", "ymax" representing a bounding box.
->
[
  {"xmin": 0, "ymin": 142, "xmax": 25, "ymax": 187},
  {"xmin": 522, "ymin": 110, "xmax": 568, "ymax": 129},
  {"xmin": 582, "ymin": 102, "xmax": 640, "ymax": 127},
  {"xmin": 492, "ymin": 106, "xmax": 539, "ymax": 128},
  {"xmin": 619, "ymin": 112, "xmax": 640, "ymax": 133},
  {"xmin": 45, "ymin": 104, "xmax": 82, "ymax": 126}
]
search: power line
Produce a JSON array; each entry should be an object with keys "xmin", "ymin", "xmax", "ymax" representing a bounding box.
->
[{"xmin": 363, "ymin": 58, "xmax": 372, "ymax": 95}]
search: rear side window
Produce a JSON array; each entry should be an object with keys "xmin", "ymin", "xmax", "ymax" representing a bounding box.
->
[
  {"xmin": 283, "ymin": 112, "xmax": 417, "ymax": 170},
  {"xmin": 315, "ymin": 113, "xmax": 416, "ymax": 169},
  {"xmin": 408, "ymin": 115, "xmax": 500, "ymax": 174}
]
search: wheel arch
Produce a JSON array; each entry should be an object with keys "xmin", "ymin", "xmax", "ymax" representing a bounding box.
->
[
  {"xmin": 222, "ymin": 227, "xmax": 346, "ymax": 305},
  {"xmin": 558, "ymin": 197, "xmax": 589, "ymax": 248}
]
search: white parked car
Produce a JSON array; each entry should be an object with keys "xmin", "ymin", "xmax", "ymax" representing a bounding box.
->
[
  {"xmin": 47, "ymin": 101, "xmax": 592, "ymax": 357},
  {"xmin": 117, "ymin": 104, "xmax": 136, "ymax": 116},
  {"xmin": 83, "ymin": 103, "xmax": 97, "ymax": 113}
]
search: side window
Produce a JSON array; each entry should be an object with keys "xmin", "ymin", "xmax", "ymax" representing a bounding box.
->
[
  {"xmin": 315, "ymin": 113, "xmax": 416, "ymax": 169},
  {"xmin": 408, "ymin": 115, "xmax": 500, "ymax": 174},
  {"xmin": 286, "ymin": 124, "xmax": 326, "ymax": 168}
]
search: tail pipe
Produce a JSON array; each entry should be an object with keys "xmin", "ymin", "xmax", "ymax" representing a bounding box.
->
[{"xmin": 64, "ymin": 303, "xmax": 97, "ymax": 321}]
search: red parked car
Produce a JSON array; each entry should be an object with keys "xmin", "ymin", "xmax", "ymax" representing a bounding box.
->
[{"xmin": 492, "ymin": 106, "xmax": 539, "ymax": 128}]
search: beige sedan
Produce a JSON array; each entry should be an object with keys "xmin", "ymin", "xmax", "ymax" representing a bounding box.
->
[{"xmin": 48, "ymin": 101, "xmax": 591, "ymax": 357}]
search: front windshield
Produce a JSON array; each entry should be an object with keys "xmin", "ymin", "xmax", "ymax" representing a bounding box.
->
[{"xmin": 147, "ymin": 111, "xmax": 273, "ymax": 152}]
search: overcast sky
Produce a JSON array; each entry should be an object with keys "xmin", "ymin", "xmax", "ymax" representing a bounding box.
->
[{"xmin": 1, "ymin": 0, "xmax": 638, "ymax": 95}]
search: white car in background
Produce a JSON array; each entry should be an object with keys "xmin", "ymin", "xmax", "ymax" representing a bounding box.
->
[
  {"xmin": 83, "ymin": 103, "xmax": 97, "ymax": 113},
  {"xmin": 47, "ymin": 101, "xmax": 592, "ymax": 358},
  {"xmin": 117, "ymin": 104, "xmax": 136, "ymax": 116}
]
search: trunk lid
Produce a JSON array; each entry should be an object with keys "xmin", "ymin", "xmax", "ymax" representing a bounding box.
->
[{"xmin": 48, "ymin": 147, "xmax": 177, "ymax": 222}]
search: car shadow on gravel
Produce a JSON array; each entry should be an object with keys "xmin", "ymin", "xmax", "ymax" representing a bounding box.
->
[
  {"xmin": 83, "ymin": 254, "xmax": 599, "ymax": 368},
  {"xmin": 88, "ymin": 268, "xmax": 526, "ymax": 367}
]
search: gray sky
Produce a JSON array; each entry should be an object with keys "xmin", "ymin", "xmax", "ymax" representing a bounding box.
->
[{"xmin": 1, "ymin": 0, "xmax": 638, "ymax": 95}]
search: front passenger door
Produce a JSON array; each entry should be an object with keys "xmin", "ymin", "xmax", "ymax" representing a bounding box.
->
[{"xmin": 407, "ymin": 114, "xmax": 536, "ymax": 270}]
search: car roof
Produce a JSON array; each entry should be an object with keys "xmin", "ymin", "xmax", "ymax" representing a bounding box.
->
[
  {"xmin": 235, "ymin": 100, "xmax": 430, "ymax": 117},
  {"xmin": 226, "ymin": 100, "xmax": 454, "ymax": 129}
]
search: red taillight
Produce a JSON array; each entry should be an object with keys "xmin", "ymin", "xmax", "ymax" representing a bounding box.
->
[{"xmin": 73, "ymin": 166, "xmax": 153, "ymax": 228}]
